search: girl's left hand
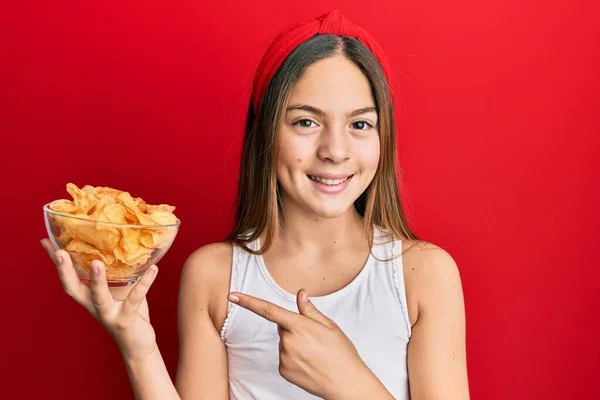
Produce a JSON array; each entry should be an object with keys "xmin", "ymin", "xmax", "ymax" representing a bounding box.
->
[{"xmin": 227, "ymin": 289, "xmax": 392, "ymax": 399}]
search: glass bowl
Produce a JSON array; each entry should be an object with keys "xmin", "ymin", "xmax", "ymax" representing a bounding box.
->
[{"xmin": 43, "ymin": 203, "xmax": 180, "ymax": 286}]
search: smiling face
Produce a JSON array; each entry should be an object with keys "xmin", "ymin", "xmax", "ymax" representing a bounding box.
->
[{"xmin": 276, "ymin": 53, "xmax": 381, "ymax": 219}]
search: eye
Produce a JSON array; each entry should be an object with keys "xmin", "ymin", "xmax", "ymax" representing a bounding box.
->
[
  {"xmin": 293, "ymin": 119, "xmax": 318, "ymax": 128},
  {"xmin": 351, "ymin": 120, "xmax": 374, "ymax": 130}
]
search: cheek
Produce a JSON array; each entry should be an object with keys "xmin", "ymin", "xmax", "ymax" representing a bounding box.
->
[
  {"xmin": 277, "ymin": 146, "xmax": 298, "ymax": 174},
  {"xmin": 357, "ymin": 138, "xmax": 381, "ymax": 172},
  {"xmin": 276, "ymin": 133, "xmax": 311, "ymax": 182},
  {"xmin": 277, "ymin": 132, "xmax": 310, "ymax": 170}
]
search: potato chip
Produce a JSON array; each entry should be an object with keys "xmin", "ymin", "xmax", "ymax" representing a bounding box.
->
[
  {"xmin": 56, "ymin": 230, "xmax": 73, "ymax": 248},
  {"xmin": 116, "ymin": 192, "xmax": 158, "ymax": 225},
  {"xmin": 60, "ymin": 216, "xmax": 121, "ymax": 253},
  {"xmin": 139, "ymin": 231, "xmax": 155, "ymax": 248},
  {"xmin": 114, "ymin": 243, "xmax": 153, "ymax": 265},
  {"xmin": 67, "ymin": 239, "xmax": 116, "ymax": 266},
  {"xmin": 48, "ymin": 199, "xmax": 79, "ymax": 214},
  {"xmin": 94, "ymin": 195, "xmax": 118, "ymax": 215},
  {"xmin": 97, "ymin": 203, "xmax": 127, "ymax": 224},
  {"xmin": 120, "ymin": 228, "xmax": 141, "ymax": 254},
  {"xmin": 148, "ymin": 211, "xmax": 179, "ymax": 225},
  {"xmin": 66, "ymin": 183, "xmax": 99, "ymax": 215},
  {"xmin": 47, "ymin": 183, "xmax": 179, "ymax": 280},
  {"xmin": 140, "ymin": 228, "xmax": 172, "ymax": 248},
  {"xmin": 146, "ymin": 204, "xmax": 176, "ymax": 214},
  {"xmin": 90, "ymin": 186, "xmax": 124, "ymax": 198}
]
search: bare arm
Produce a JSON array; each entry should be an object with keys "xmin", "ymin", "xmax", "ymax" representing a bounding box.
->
[
  {"xmin": 175, "ymin": 243, "xmax": 231, "ymax": 399},
  {"xmin": 116, "ymin": 243, "xmax": 232, "ymax": 400},
  {"xmin": 405, "ymin": 244, "xmax": 470, "ymax": 400},
  {"xmin": 122, "ymin": 346, "xmax": 181, "ymax": 400},
  {"xmin": 42, "ymin": 238, "xmax": 181, "ymax": 400}
]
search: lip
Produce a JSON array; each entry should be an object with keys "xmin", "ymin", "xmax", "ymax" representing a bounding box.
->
[
  {"xmin": 307, "ymin": 174, "xmax": 353, "ymax": 195},
  {"xmin": 307, "ymin": 173, "xmax": 353, "ymax": 180}
]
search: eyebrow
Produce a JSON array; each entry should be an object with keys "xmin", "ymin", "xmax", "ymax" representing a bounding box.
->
[{"xmin": 286, "ymin": 104, "xmax": 377, "ymax": 118}]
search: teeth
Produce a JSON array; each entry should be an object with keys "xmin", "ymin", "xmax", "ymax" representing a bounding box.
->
[{"xmin": 308, "ymin": 175, "xmax": 350, "ymax": 185}]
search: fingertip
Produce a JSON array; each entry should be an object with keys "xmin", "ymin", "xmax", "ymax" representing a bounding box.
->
[
  {"xmin": 90, "ymin": 261, "xmax": 108, "ymax": 281},
  {"xmin": 147, "ymin": 264, "xmax": 158, "ymax": 277},
  {"xmin": 54, "ymin": 250, "xmax": 65, "ymax": 265},
  {"xmin": 228, "ymin": 293, "xmax": 240, "ymax": 303},
  {"xmin": 298, "ymin": 288, "xmax": 309, "ymax": 303}
]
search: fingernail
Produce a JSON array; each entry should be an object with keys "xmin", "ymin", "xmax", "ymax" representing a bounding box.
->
[
  {"xmin": 148, "ymin": 265, "xmax": 157, "ymax": 276},
  {"xmin": 301, "ymin": 289, "xmax": 308, "ymax": 303},
  {"xmin": 91, "ymin": 265, "xmax": 99, "ymax": 275},
  {"xmin": 56, "ymin": 255, "xmax": 63, "ymax": 265},
  {"xmin": 228, "ymin": 294, "xmax": 240, "ymax": 303}
]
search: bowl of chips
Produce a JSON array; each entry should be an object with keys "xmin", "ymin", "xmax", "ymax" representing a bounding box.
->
[{"xmin": 43, "ymin": 183, "xmax": 181, "ymax": 286}]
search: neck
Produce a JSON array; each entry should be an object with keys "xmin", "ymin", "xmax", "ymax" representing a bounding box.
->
[{"xmin": 274, "ymin": 201, "xmax": 367, "ymax": 251}]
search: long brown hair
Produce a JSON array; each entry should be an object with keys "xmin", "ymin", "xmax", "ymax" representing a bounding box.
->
[{"xmin": 227, "ymin": 34, "xmax": 419, "ymax": 254}]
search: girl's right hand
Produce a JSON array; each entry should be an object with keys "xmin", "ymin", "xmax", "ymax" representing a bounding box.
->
[{"xmin": 41, "ymin": 238, "xmax": 160, "ymax": 361}]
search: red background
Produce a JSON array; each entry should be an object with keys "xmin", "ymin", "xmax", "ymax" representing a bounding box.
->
[{"xmin": 2, "ymin": 1, "xmax": 599, "ymax": 399}]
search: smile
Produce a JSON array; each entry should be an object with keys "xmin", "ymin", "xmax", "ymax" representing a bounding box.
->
[{"xmin": 307, "ymin": 174, "xmax": 353, "ymax": 186}]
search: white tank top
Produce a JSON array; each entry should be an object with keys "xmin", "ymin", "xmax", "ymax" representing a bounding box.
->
[{"xmin": 220, "ymin": 226, "xmax": 412, "ymax": 399}]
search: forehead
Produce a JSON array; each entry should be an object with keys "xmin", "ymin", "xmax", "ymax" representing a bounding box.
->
[{"xmin": 287, "ymin": 54, "xmax": 375, "ymax": 112}]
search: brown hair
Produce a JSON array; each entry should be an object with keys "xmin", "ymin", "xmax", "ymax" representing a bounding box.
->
[{"xmin": 226, "ymin": 34, "xmax": 419, "ymax": 254}]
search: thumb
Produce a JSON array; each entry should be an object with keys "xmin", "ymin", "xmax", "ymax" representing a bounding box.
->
[{"xmin": 296, "ymin": 289, "xmax": 331, "ymax": 326}]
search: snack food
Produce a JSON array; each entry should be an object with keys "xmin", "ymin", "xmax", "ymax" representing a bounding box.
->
[{"xmin": 45, "ymin": 183, "xmax": 180, "ymax": 282}]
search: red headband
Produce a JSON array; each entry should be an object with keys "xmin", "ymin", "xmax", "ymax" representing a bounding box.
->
[{"xmin": 251, "ymin": 10, "xmax": 396, "ymax": 115}]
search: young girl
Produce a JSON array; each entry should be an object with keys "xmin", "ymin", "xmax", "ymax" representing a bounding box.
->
[{"xmin": 42, "ymin": 10, "xmax": 469, "ymax": 400}]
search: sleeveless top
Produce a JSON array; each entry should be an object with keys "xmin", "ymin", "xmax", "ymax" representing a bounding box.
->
[{"xmin": 220, "ymin": 227, "xmax": 412, "ymax": 399}]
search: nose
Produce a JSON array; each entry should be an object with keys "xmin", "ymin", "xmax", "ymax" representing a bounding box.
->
[{"xmin": 316, "ymin": 124, "xmax": 351, "ymax": 164}]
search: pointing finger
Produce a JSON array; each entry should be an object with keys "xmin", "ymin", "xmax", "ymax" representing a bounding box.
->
[
  {"xmin": 296, "ymin": 289, "xmax": 333, "ymax": 327},
  {"xmin": 229, "ymin": 292, "xmax": 298, "ymax": 331}
]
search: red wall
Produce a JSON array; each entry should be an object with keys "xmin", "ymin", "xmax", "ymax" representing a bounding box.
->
[{"xmin": 2, "ymin": 1, "xmax": 598, "ymax": 399}]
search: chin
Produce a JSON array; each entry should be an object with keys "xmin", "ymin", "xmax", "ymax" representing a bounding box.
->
[{"xmin": 305, "ymin": 200, "xmax": 357, "ymax": 220}]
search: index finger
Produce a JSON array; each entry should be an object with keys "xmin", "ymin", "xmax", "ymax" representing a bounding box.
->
[
  {"xmin": 229, "ymin": 292, "xmax": 298, "ymax": 330},
  {"xmin": 41, "ymin": 239, "xmax": 89, "ymax": 306}
]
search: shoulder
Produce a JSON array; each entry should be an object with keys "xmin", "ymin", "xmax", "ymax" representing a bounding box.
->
[
  {"xmin": 182, "ymin": 241, "xmax": 233, "ymax": 273},
  {"xmin": 180, "ymin": 242, "xmax": 233, "ymax": 290},
  {"xmin": 400, "ymin": 240, "xmax": 465, "ymax": 326},
  {"xmin": 401, "ymin": 240, "xmax": 461, "ymax": 282},
  {"xmin": 178, "ymin": 241, "xmax": 234, "ymax": 330}
]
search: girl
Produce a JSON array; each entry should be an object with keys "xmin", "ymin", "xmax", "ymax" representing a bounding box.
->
[{"xmin": 42, "ymin": 10, "xmax": 470, "ymax": 400}]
